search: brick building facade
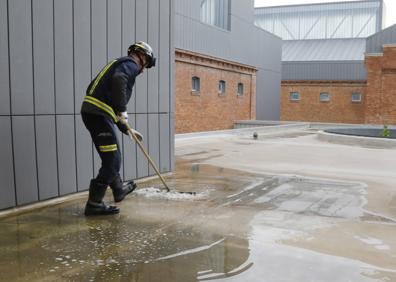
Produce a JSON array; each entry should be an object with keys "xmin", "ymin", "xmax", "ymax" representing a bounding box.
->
[
  {"xmin": 364, "ymin": 45, "xmax": 396, "ymax": 125},
  {"xmin": 281, "ymin": 81, "xmax": 366, "ymax": 123},
  {"xmin": 281, "ymin": 45, "xmax": 396, "ymax": 125},
  {"xmin": 175, "ymin": 49, "xmax": 257, "ymax": 133}
]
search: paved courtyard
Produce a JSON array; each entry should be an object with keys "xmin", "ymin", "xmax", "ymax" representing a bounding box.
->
[{"xmin": 0, "ymin": 128, "xmax": 395, "ymax": 281}]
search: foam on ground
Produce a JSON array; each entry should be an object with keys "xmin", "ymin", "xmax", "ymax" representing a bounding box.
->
[{"xmin": 134, "ymin": 187, "xmax": 208, "ymax": 200}]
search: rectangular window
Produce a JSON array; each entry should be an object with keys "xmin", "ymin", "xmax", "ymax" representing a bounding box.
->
[
  {"xmin": 351, "ymin": 92, "xmax": 362, "ymax": 103},
  {"xmin": 237, "ymin": 83, "xmax": 244, "ymax": 96},
  {"xmin": 200, "ymin": 0, "xmax": 230, "ymax": 30},
  {"xmin": 320, "ymin": 92, "xmax": 330, "ymax": 102},
  {"xmin": 218, "ymin": 80, "xmax": 226, "ymax": 94},
  {"xmin": 289, "ymin": 91, "xmax": 300, "ymax": 101},
  {"xmin": 192, "ymin": 76, "xmax": 200, "ymax": 92}
]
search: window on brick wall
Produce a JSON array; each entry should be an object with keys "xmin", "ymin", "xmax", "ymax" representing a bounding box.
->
[
  {"xmin": 289, "ymin": 91, "xmax": 300, "ymax": 101},
  {"xmin": 237, "ymin": 83, "xmax": 244, "ymax": 96},
  {"xmin": 192, "ymin": 76, "xmax": 200, "ymax": 93},
  {"xmin": 320, "ymin": 92, "xmax": 330, "ymax": 102},
  {"xmin": 219, "ymin": 80, "xmax": 226, "ymax": 95},
  {"xmin": 351, "ymin": 92, "xmax": 362, "ymax": 103}
]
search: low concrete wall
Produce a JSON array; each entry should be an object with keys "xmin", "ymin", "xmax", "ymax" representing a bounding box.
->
[
  {"xmin": 234, "ymin": 120, "xmax": 308, "ymax": 129},
  {"xmin": 177, "ymin": 123, "xmax": 310, "ymax": 140},
  {"xmin": 317, "ymin": 131, "xmax": 396, "ymax": 148},
  {"xmin": 325, "ymin": 128, "xmax": 396, "ymax": 139}
]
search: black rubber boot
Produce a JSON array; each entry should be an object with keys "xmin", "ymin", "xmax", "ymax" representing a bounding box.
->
[
  {"xmin": 84, "ymin": 179, "xmax": 120, "ymax": 216},
  {"xmin": 110, "ymin": 175, "xmax": 137, "ymax": 203}
]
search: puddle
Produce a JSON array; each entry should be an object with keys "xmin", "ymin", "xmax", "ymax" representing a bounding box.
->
[{"xmin": 0, "ymin": 159, "xmax": 395, "ymax": 281}]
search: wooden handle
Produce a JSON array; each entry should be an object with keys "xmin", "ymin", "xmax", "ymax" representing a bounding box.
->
[{"xmin": 125, "ymin": 123, "xmax": 170, "ymax": 192}]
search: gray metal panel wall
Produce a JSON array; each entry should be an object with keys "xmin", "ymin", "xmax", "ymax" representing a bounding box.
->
[
  {"xmin": 54, "ymin": 0, "xmax": 74, "ymax": 114},
  {"xmin": 366, "ymin": 24, "xmax": 396, "ymax": 53},
  {"xmin": 0, "ymin": 117, "xmax": 15, "ymax": 209},
  {"xmin": 0, "ymin": 0, "xmax": 10, "ymax": 115},
  {"xmin": 57, "ymin": 115, "xmax": 77, "ymax": 196},
  {"xmin": 8, "ymin": 0, "xmax": 34, "ymax": 115},
  {"xmin": 282, "ymin": 61, "xmax": 367, "ymax": 81},
  {"xmin": 175, "ymin": 0, "xmax": 282, "ymax": 120},
  {"xmin": 33, "ymin": 0, "xmax": 55, "ymax": 115},
  {"xmin": 12, "ymin": 116, "xmax": 38, "ymax": 205},
  {"xmin": 1, "ymin": 0, "xmax": 174, "ymax": 210},
  {"xmin": 35, "ymin": 116, "xmax": 58, "ymax": 200}
]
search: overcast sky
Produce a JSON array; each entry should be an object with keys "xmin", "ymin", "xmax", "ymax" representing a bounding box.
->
[{"xmin": 254, "ymin": 0, "xmax": 396, "ymax": 28}]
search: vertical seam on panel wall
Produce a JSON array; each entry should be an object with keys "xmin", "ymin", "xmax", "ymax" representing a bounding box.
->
[
  {"xmin": 134, "ymin": 0, "xmax": 137, "ymax": 114},
  {"xmin": 146, "ymin": 0, "xmax": 150, "ymax": 173},
  {"xmin": 121, "ymin": 0, "xmax": 125, "ymax": 178},
  {"xmin": 134, "ymin": 0, "xmax": 138, "ymax": 177},
  {"xmin": 7, "ymin": 0, "xmax": 18, "ymax": 205},
  {"xmin": 157, "ymin": 0, "xmax": 161, "ymax": 171},
  {"xmin": 168, "ymin": 0, "xmax": 172, "ymax": 172},
  {"xmin": 158, "ymin": 0, "xmax": 161, "ymax": 172},
  {"xmin": 90, "ymin": 0, "xmax": 95, "ymax": 178},
  {"xmin": 72, "ymin": 0, "xmax": 79, "ymax": 190},
  {"xmin": 106, "ymin": 0, "xmax": 108, "ymax": 62},
  {"xmin": 31, "ymin": 0, "xmax": 41, "ymax": 200},
  {"xmin": 53, "ymin": 0, "xmax": 60, "ymax": 197}
]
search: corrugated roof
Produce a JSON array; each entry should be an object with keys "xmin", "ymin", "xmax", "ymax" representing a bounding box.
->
[{"xmin": 282, "ymin": 39, "xmax": 366, "ymax": 61}]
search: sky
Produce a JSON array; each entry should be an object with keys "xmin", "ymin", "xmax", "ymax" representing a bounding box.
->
[{"xmin": 254, "ymin": 0, "xmax": 396, "ymax": 28}]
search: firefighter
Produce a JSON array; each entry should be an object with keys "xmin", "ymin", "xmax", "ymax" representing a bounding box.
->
[{"xmin": 81, "ymin": 42, "xmax": 156, "ymax": 216}]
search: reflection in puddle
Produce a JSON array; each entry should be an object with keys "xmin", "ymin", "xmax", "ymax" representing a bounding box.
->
[{"xmin": 0, "ymin": 159, "xmax": 394, "ymax": 281}]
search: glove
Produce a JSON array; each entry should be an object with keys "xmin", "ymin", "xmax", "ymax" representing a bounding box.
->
[
  {"xmin": 117, "ymin": 111, "xmax": 128, "ymax": 125},
  {"xmin": 116, "ymin": 112, "xmax": 143, "ymax": 141},
  {"xmin": 116, "ymin": 112, "xmax": 129, "ymax": 135}
]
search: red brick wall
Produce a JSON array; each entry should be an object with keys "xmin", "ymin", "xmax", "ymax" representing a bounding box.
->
[
  {"xmin": 175, "ymin": 49, "xmax": 257, "ymax": 133},
  {"xmin": 281, "ymin": 81, "xmax": 366, "ymax": 123},
  {"xmin": 281, "ymin": 45, "xmax": 396, "ymax": 125},
  {"xmin": 365, "ymin": 45, "xmax": 396, "ymax": 124}
]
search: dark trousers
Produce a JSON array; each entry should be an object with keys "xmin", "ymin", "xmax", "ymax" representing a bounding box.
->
[{"xmin": 82, "ymin": 113, "xmax": 121, "ymax": 184}]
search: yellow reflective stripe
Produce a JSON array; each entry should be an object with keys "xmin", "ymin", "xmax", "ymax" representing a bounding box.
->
[
  {"xmin": 89, "ymin": 60, "xmax": 117, "ymax": 96},
  {"xmin": 84, "ymin": 96, "xmax": 118, "ymax": 123},
  {"xmin": 100, "ymin": 148, "xmax": 118, "ymax": 153},
  {"xmin": 99, "ymin": 144, "xmax": 118, "ymax": 152},
  {"xmin": 99, "ymin": 144, "xmax": 117, "ymax": 150}
]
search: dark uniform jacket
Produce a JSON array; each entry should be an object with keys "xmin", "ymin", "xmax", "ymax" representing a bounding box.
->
[{"xmin": 81, "ymin": 56, "xmax": 140, "ymax": 124}]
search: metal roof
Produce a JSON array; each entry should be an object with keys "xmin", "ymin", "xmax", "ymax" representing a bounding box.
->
[
  {"xmin": 255, "ymin": 0, "xmax": 382, "ymax": 12},
  {"xmin": 282, "ymin": 39, "xmax": 367, "ymax": 61},
  {"xmin": 255, "ymin": 0, "xmax": 383, "ymax": 40}
]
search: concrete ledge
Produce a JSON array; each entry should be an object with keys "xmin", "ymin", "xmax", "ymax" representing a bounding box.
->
[
  {"xmin": 365, "ymin": 52, "xmax": 383, "ymax": 57},
  {"xmin": 176, "ymin": 123, "xmax": 310, "ymax": 140},
  {"xmin": 234, "ymin": 120, "xmax": 307, "ymax": 128},
  {"xmin": 317, "ymin": 130, "xmax": 396, "ymax": 148},
  {"xmin": 325, "ymin": 127, "xmax": 396, "ymax": 139}
]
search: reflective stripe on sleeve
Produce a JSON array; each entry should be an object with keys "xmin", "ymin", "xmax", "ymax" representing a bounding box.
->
[{"xmin": 99, "ymin": 144, "xmax": 118, "ymax": 152}]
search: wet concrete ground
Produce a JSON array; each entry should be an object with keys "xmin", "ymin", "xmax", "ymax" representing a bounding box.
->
[{"xmin": 1, "ymin": 129, "xmax": 396, "ymax": 281}]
